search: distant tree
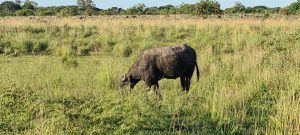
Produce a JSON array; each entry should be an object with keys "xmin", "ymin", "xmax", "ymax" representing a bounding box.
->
[
  {"xmin": 105, "ymin": 7, "xmax": 124, "ymax": 15},
  {"xmin": 279, "ymin": 7, "xmax": 289, "ymax": 15},
  {"xmin": 233, "ymin": 2, "xmax": 246, "ymax": 13},
  {"xmin": 77, "ymin": 0, "xmax": 85, "ymax": 8},
  {"xmin": 287, "ymin": 0, "xmax": 300, "ymax": 15},
  {"xmin": 15, "ymin": 0, "xmax": 22, "ymax": 5},
  {"xmin": 0, "ymin": 1, "xmax": 21, "ymax": 16},
  {"xmin": 224, "ymin": 2, "xmax": 246, "ymax": 14},
  {"xmin": 179, "ymin": 3, "xmax": 196, "ymax": 14},
  {"xmin": 195, "ymin": 0, "xmax": 222, "ymax": 15},
  {"xmin": 59, "ymin": 6, "xmax": 79, "ymax": 16},
  {"xmin": 85, "ymin": 0, "xmax": 95, "ymax": 8},
  {"xmin": 159, "ymin": 4, "xmax": 177, "ymax": 15},
  {"xmin": 127, "ymin": 3, "xmax": 145, "ymax": 15},
  {"xmin": 0, "ymin": 1, "xmax": 22, "ymax": 11},
  {"xmin": 252, "ymin": 6, "xmax": 268, "ymax": 13},
  {"xmin": 144, "ymin": 7, "xmax": 159, "ymax": 15},
  {"xmin": 24, "ymin": 0, "xmax": 38, "ymax": 8},
  {"xmin": 15, "ymin": 9, "xmax": 34, "ymax": 16},
  {"xmin": 83, "ymin": 7, "xmax": 100, "ymax": 16},
  {"xmin": 269, "ymin": 7, "xmax": 281, "ymax": 14},
  {"xmin": 35, "ymin": 7, "xmax": 56, "ymax": 16},
  {"xmin": 23, "ymin": 1, "xmax": 35, "ymax": 9}
]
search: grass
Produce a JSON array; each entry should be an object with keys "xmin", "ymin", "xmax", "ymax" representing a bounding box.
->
[{"xmin": 0, "ymin": 16, "xmax": 300, "ymax": 134}]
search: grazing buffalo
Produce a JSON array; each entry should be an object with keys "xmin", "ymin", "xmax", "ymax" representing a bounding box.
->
[{"xmin": 120, "ymin": 44, "xmax": 200, "ymax": 98}]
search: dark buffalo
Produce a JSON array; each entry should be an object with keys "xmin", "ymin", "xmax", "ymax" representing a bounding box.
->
[{"xmin": 120, "ymin": 44, "xmax": 200, "ymax": 97}]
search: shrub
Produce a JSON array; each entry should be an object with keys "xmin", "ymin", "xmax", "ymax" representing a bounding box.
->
[
  {"xmin": 24, "ymin": 26, "xmax": 45, "ymax": 34},
  {"xmin": 61, "ymin": 55, "xmax": 79, "ymax": 68},
  {"xmin": 22, "ymin": 2, "xmax": 35, "ymax": 10},
  {"xmin": 23, "ymin": 40, "xmax": 34, "ymax": 54},
  {"xmin": 34, "ymin": 40, "xmax": 49, "ymax": 53},
  {"xmin": 105, "ymin": 38, "xmax": 116, "ymax": 52},
  {"xmin": 13, "ymin": 34, "xmax": 34, "ymax": 55},
  {"xmin": 122, "ymin": 46, "xmax": 133, "ymax": 57},
  {"xmin": 15, "ymin": 9, "xmax": 34, "ymax": 16},
  {"xmin": 195, "ymin": 0, "xmax": 222, "ymax": 15},
  {"xmin": 77, "ymin": 45, "xmax": 92, "ymax": 56},
  {"xmin": 59, "ymin": 6, "xmax": 79, "ymax": 16},
  {"xmin": 150, "ymin": 27, "xmax": 167, "ymax": 42},
  {"xmin": 35, "ymin": 8, "xmax": 56, "ymax": 16},
  {"xmin": 0, "ymin": 39, "xmax": 10, "ymax": 54},
  {"xmin": 0, "ymin": 1, "xmax": 22, "ymax": 11}
]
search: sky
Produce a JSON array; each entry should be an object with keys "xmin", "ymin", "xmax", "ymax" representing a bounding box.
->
[{"xmin": 0, "ymin": 0, "xmax": 296, "ymax": 9}]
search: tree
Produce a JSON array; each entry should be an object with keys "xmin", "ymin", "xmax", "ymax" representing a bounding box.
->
[
  {"xmin": 224, "ymin": 1, "xmax": 246, "ymax": 14},
  {"xmin": 0, "ymin": 1, "xmax": 22, "ymax": 11},
  {"xmin": 59, "ymin": 6, "xmax": 79, "ymax": 16},
  {"xmin": 24, "ymin": 0, "xmax": 38, "ymax": 8},
  {"xmin": 144, "ymin": 7, "xmax": 159, "ymax": 15},
  {"xmin": 287, "ymin": 0, "xmax": 300, "ymax": 15},
  {"xmin": 0, "ymin": 1, "xmax": 22, "ymax": 16},
  {"xmin": 179, "ymin": 3, "xmax": 196, "ymax": 14},
  {"xmin": 126, "ymin": 3, "xmax": 145, "ymax": 15},
  {"xmin": 195, "ymin": 0, "xmax": 221, "ymax": 15},
  {"xmin": 15, "ymin": 0, "xmax": 22, "ymax": 5},
  {"xmin": 23, "ymin": 1, "xmax": 35, "ymax": 9},
  {"xmin": 159, "ymin": 4, "xmax": 177, "ymax": 15},
  {"xmin": 15, "ymin": 9, "xmax": 34, "ymax": 16},
  {"xmin": 105, "ymin": 7, "xmax": 125, "ymax": 15},
  {"xmin": 77, "ymin": 0, "xmax": 85, "ymax": 8},
  {"xmin": 233, "ymin": 2, "xmax": 246, "ymax": 13},
  {"xmin": 85, "ymin": 0, "xmax": 95, "ymax": 8},
  {"xmin": 77, "ymin": 0, "xmax": 95, "ymax": 8}
]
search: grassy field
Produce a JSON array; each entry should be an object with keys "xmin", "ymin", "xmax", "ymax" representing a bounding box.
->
[{"xmin": 0, "ymin": 16, "xmax": 300, "ymax": 134}]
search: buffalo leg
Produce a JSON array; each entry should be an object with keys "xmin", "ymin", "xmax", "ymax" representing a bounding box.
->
[
  {"xmin": 180, "ymin": 77, "xmax": 187, "ymax": 91},
  {"xmin": 186, "ymin": 78, "xmax": 191, "ymax": 91},
  {"xmin": 144, "ymin": 77, "xmax": 152, "ymax": 91},
  {"xmin": 153, "ymin": 83, "xmax": 162, "ymax": 99}
]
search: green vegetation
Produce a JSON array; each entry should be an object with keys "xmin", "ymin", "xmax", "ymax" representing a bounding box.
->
[
  {"xmin": 1, "ymin": 0, "xmax": 300, "ymax": 16},
  {"xmin": 0, "ymin": 17, "xmax": 299, "ymax": 134}
]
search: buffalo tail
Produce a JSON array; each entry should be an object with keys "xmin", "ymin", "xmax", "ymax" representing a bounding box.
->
[{"xmin": 195, "ymin": 62, "xmax": 200, "ymax": 81}]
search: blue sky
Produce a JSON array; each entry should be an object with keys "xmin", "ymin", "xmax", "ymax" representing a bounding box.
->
[{"xmin": 0, "ymin": 0, "xmax": 296, "ymax": 9}]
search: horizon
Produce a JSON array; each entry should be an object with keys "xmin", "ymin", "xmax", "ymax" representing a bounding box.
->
[{"xmin": 0, "ymin": 0, "xmax": 296, "ymax": 9}]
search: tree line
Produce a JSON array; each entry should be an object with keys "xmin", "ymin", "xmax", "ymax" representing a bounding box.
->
[{"xmin": 0, "ymin": 0, "xmax": 300, "ymax": 17}]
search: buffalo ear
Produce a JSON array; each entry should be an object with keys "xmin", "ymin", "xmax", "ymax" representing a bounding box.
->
[{"xmin": 122, "ymin": 74, "xmax": 127, "ymax": 82}]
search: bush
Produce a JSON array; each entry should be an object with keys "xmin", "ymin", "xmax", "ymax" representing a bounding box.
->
[
  {"xmin": 287, "ymin": 2, "xmax": 300, "ymax": 15},
  {"xmin": 0, "ymin": 40, "xmax": 10, "ymax": 54},
  {"xmin": 59, "ymin": 6, "xmax": 79, "ymax": 16},
  {"xmin": 150, "ymin": 27, "xmax": 167, "ymax": 42},
  {"xmin": 122, "ymin": 46, "xmax": 133, "ymax": 57},
  {"xmin": 23, "ymin": 40, "xmax": 34, "ymax": 54},
  {"xmin": 195, "ymin": 0, "xmax": 222, "ymax": 15},
  {"xmin": 0, "ymin": 1, "xmax": 22, "ymax": 16},
  {"xmin": 61, "ymin": 55, "xmax": 79, "ymax": 68},
  {"xmin": 22, "ymin": 2, "xmax": 35, "ymax": 10},
  {"xmin": 24, "ymin": 26, "xmax": 45, "ymax": 34},
  {"xmin": 34, "ymin": 40, "xmax": 49, "ymax": 53},
  {"xmin": 13, "ymin": 35, "xmax": 34, "ymax": 55},
  {"xmin": 0, "ymin": 1, "xmax": 21, "ymax": 11},
  {"xmin": 15, "ymin": 9, "xmax": 34, "ymax": 16},
  {"xmin": 35, "ymin": 8, "xmax": 56, "ymax": 16},
  {"xmin": 77, "ymin": 45, "xmax": 92, "ymax": 56}
]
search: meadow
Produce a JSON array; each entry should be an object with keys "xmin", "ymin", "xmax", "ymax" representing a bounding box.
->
[{"xmin": 0, "ymin": 16, "xmax": 300, "ymax": 134}]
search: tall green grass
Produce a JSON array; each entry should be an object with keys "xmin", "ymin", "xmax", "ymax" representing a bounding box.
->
[{"xmin": 0, "ymin": 18, "xmax": 299, "ymax": 134}]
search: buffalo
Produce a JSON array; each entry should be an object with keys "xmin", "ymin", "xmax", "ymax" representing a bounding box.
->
[{"xmin": 120, "ymin": 44, "xmax": 200, "ymax": 98}]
